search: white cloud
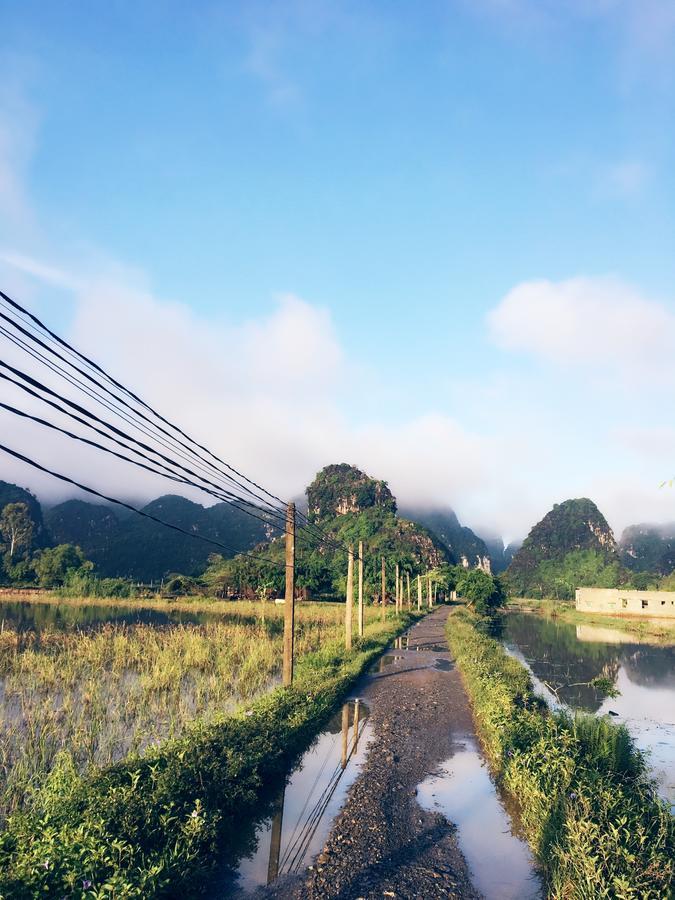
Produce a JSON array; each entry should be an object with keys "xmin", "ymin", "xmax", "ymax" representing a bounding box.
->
[{"xmin": 487, "ymin": 276, "xmax": 675, "ymax": 380}]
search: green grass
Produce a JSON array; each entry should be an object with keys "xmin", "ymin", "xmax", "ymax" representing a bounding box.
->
[
  {"xmin": 446, "ymin": 609, "xmax": 674, "ymax": 899},
  {"xmin": 0, "ymin": 601, "xmax": 422, "ymax": 897}
]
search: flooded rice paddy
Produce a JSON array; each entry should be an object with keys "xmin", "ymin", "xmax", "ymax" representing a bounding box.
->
[
  {"xmin": 504, "ymin": 611, "xmax": 675, "ymax": 807},
  {"xmin": 0, "ymin": 597, "xmax": 350, "ymax": 823}
]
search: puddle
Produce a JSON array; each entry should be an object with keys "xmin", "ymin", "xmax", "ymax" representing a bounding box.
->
[
  {"xmin": 219, "ymin": 699, "xmax": 371, "ymax": 896},
  {"xmin": 417, "ymin": 735, "xmax": 542, "ymax": 900},
  {"xmin": 434, "ymin": 658, "xmax": 453, "ymax": 671},
  {"xmin": 370, "ymin": 653, "xmax": 406, "ymax": 673}
]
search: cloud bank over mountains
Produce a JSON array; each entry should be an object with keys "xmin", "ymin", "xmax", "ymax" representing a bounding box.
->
[{"xmin": 1, "ymin": 252, "xmax": 674, "ymax": 542}]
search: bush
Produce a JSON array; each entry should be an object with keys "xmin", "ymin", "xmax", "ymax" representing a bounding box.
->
[{"xmin": 456, "ymin": 569, "xmax": 504, "ymax": 614}]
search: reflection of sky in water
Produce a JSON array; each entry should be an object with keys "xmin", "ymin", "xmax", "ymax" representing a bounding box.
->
[
  {"xmin": 504, "ymin": 613, "xmax": 675, "ymax": 807},
  {"xmin": 227, "ymin": 700, "xmax": 371, "ymax": 897},
  {"xmin": 417, "ymin": 736, "xmax": 541, "ymax": 900},
  {"xmin": 597, "ymin": 668, "xmax": 675, "ymax": 808}
]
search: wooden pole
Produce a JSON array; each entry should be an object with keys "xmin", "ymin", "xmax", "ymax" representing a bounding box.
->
[
  {"xmin": 341, "ymin": 703, "xmax": 349, "ymax": 770},
  {"xmin": 353, "ymin": 698, "xmax": 360, "ymax": 752},
  {"xmin": 358, "ymin": 541, "xmax": 364, "ymax": 638},
  {"xmin": 406, "ymin": 571, "xmax": 411, "ymax": 609},
  {"xmin": 417, "ymin": 574, "xmax": 422, "ymax": 610},
  {"xmin": 345, "ymin": 545, "xmax": 354, "ymax": 650},
  {"xmin": 395, "ymin": 563, "xmax": 400, "ymax": 614},
  {"xmin": 266, "ymin": 788, "xmax": 285, "ymax": 885},
  {"xmin": 427, "ymin": 573, "xmax": 432, "ymax": 609},
  {"xmin": 381, "ymin": 556, "xmax": 386, "ymax": 621},
  {"xmin": 283, "ymin": 502, "xmax": 296, "ymax": 686}
]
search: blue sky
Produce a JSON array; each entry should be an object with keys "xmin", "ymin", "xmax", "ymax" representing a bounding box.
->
[{"xmin": 1, "ymin": 0, "xmax": 674, "ymax": 540}]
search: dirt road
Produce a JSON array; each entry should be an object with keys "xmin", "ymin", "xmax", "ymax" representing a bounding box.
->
[{"xmin": 262, "ymin": 606, "xmax": 481, "ymax": 900}]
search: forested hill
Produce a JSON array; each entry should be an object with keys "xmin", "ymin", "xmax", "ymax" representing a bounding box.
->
[
  {"xmin": 505, "ymin": 498, "xmax": 622, "ymax": 599},
  {"xmin": 44, "ymin": 495, "xmax": 271, "ymax": 580},
  {"xmin": 205, "ymin": 464, "xmax": 452, "ymax": 600},
  {"xmin": 0, "ymin": 480, "xmax": 271, "ymax": 583}
]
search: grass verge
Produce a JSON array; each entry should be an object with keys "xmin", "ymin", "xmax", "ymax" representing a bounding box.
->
[
  {"xmin": 0, "ymin": 609, "xmax": 422, "ymax": 898},
  {"xmin": 446, "ymin": 609, "xmax": 674, "ymax": 899}
]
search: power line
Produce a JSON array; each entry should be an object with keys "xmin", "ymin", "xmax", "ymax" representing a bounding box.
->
[
  {"xmin": 0, "ymin": 442, "xmax": 290, "ymax": 570},
  {"xmin": 0, "ymin": 360, "xmax": 292, "ymax": 531},
  {"xmin": 0, "ymin": 289, "xmax": 350, "ymax": 553},
  {"xmin": 0, "ymin": 290, "xmax": 298, "ymax": 512}
]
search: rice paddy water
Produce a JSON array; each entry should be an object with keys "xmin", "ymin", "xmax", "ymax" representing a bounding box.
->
[{"xmin": 0, "ymin": 596, "xmax": 370, "ymax": 824}]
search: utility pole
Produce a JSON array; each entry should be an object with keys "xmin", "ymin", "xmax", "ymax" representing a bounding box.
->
[
  {"xmin": 395, "ymin": 563, "xmax": 400, "ymax": 614},
  {"xmin": 427, "ymin": 573, "xmax": 432, "ymax": 609},
  {"xmin": 417, "ymin": 574, "xmax": 422, "ymax": 611},
  {"xmin": 381, "ymin": 556, "xmax": 386, "ymax": 622},
  {"xmin": 406, "ymin": 571, "xmax": 411, "ymax": 609},
  {"xmin": 283, "ymin": 502, "xmax": 296, "ymax": 686},
  {"xmin": 358, "ymin": 541, "xmax": 364, "ymax": 638},
  {"xmin": 345, "ymin": 545, "xmax": 354, "ymax": 650},
  {"xmin": 341, "ymin": 703, "xmax": 350, "ymax": 770}
]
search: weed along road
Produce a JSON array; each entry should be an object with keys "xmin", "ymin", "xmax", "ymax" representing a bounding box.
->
[{"xmin": 251, "ymin": 607, "xmax": 540, "ymax": 900}]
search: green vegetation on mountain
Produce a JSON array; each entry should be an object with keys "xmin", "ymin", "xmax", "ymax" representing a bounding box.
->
[
  {"xmin": 505, "ymin": 498, "xmax": 623, "ymax": 599},
  {"xmin": 45, "ymin": 494, "xmax": 271, "ymax": 581},
  {"xmin": 205, "ymin": 465, "xmax": 450, "ymax": 600},
  {"xmin": 307, "ymin": 462, "xmax": 396, "ymax": 522}
]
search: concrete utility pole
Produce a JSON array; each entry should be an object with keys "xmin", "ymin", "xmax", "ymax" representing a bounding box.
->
[
  {"xmin": 345, "ymin": 545, "xmax": 354, "ymax": 650},
  {"xmin": 283, "ymin": 502, "xmax": 296, "ymax": 686},
  {"xmin": 381, "ymin": 556, "xmax": 386, "ymax": 622},
  {"xmin": 427, "ymin": 573, "xmax": 432, "ymax": 609},
  {"xmin": 418, "ymin": 574, "xmax": 422, "ymax": 611},
  {"xmin": 358, "ymin": 541, "xmax": 364, "ymax": 638},
  {"xmin": 406, "ymin": 571, "xmax": 411, "ymax": 609}
]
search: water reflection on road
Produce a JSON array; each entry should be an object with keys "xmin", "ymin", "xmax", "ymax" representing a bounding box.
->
[
  {"xmin": 417, "ymin": 735, "xmax": 541, "ymax": 900},
  {"xmin": 222, "ymin": 699, "xmax": 371, "ymax": 897},
  {"xmin": 504, "ymin": 612, "xmax": 675, "ymax": 807}
]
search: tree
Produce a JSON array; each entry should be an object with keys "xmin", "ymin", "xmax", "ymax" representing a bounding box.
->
[
  {"xmin": 32, "ymin": 544, "xmax": 91, "ymax": 589},
  {"xmin": 456, "ymin": 569, "xmax": 504, "ymax": 615},
  {"xmin": 0, "ymin": 502, "xmax": 35, "ymax": 562}
]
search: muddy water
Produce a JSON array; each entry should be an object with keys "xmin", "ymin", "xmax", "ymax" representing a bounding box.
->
[
  {"xmin": 417, "ymin": 735, "xmax": 541, "ymax": 900},
  {"xmin": 0, "ymin": 598, "xmax": 215, "ymax": 632},
  {"xmin": 220, "ymin": 699, "xmax": 372, "ymax": 897},
  {"xmin": 504, "ymin": 612, "xmax": 675, "ymax": 807}
]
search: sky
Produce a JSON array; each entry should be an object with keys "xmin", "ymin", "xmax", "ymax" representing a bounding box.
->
[{"xmin": 0, "ymin": 0, "xmax": 674, "ymax": 543}]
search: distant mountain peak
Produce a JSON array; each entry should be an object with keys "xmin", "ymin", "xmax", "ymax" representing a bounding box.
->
[{"xmin": 306, "ymin": 463, "xmax": 396, "ymax": 523}]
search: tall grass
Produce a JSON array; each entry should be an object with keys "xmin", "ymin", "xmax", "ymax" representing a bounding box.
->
[
  {"xmin": 0, "ymin": 599, "xmax": 375, "ymax": 824},
  {"xmin": 447, "ymin": 609, "xmax": 674, "ymax": 898}
]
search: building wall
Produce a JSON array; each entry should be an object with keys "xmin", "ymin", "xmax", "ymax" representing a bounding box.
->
[{"xmin": 575, "ymin": 587, "xmax": 675, "ymax": 619}]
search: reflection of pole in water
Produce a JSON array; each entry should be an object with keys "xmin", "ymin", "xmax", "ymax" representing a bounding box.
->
[
  {"xmin": 353, "ymin": 699, "xmax": 360, "ymax": 752},
  {"xmin": 341, "ymin": 703, "xmax": 350, "ymax": 769},
  {"xmin": 267, "ymin": 786, "xmax": 285, "ymax": 885}
]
